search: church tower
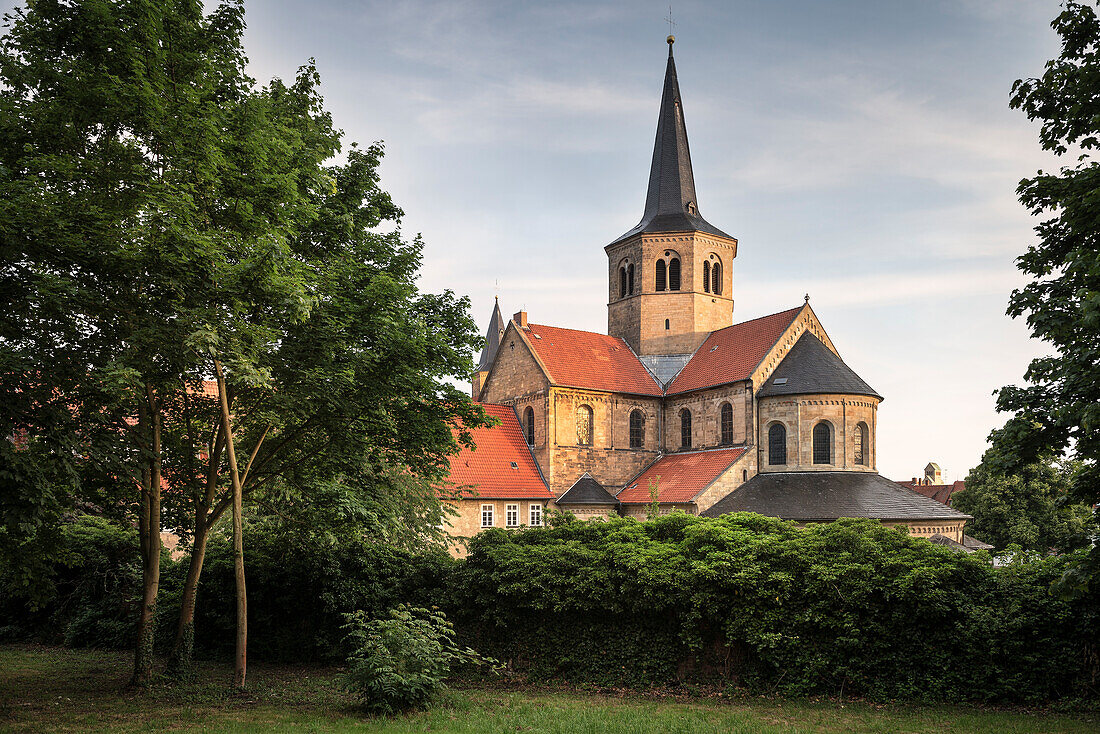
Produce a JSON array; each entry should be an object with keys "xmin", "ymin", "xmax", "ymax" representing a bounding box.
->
[{"xmin": 606, "ymin": 37, "xmax": 738, "ymax": 356}]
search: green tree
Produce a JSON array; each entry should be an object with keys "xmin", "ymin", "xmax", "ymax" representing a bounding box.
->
[
  {"xmin": 952, "ymin": 454, "xmax": 1091, "ymax": 552},
  {"xmin": 0, "ymin": 0, "xmax": 488, "ymax": 687},
  {"xmin": 998, "ymin": 0, "xmax": 1100, "ymax": 589}
]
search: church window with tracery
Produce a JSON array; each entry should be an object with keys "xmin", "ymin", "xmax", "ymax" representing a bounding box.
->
[
  {"xmin": 813, "ymin": 422, "xmax": 832, "ymax": 464},
  {"xmin": 680, "ymin": 409, "xmax": 692, "ymax": 449},
  {"xmin": 768, "ymin": 422, "xmax": 786, "ymax": 465},
  {"xmin": 656, "ymin": 259, "xmax": 666, "ymax": 291},
  {"xmin": 668, "ymin": 257, "xmax": 681, "ymax": 290},
  {"xmin": 854, "ymin": 422, "xmax": 868, "ymax": 465},
  {"xmin": 576, "ymin": 405, "xmax": 593, "ymax": 446},
  {"xmin": 703, "ymin": 260, "xmax": 711, "ymax": 293},
  {"xmin": 720, "ymin": 402, "xmax": 734, "ymax": 446},
  {"xmin": 629, "ymin": 409, "xmax": 645, "ymax": 448},
  {"xmin": 523, "ymin": 406, "xmax": 535, "ymax": 445}
]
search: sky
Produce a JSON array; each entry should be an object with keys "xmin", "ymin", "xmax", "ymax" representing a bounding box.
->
[{"xmin": 11, "ymin": 0, "xmax": 1067, "ymax": 482}]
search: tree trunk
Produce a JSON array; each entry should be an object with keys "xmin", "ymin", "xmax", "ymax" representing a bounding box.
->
[
  {"xmin": 131, "ymin": 388, "xmax": 162, "ymax": 687},
  {"xmin": 215, "ymin": 359, "xmax": 247, "ymax": 689},
  {"xmin": 165, "ymin": 517, "xmax": 209, "ymax": 679}
]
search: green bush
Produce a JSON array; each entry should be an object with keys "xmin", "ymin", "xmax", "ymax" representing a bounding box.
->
[
  {"xmin": 448, "ymin": 513, "xmax": 1099, "ymax": 703},
  {"xmin": 343, "ymin": 605, "xmax": 495, "ymax": 714}
]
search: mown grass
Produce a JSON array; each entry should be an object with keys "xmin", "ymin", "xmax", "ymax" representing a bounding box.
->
[{"xmin": 0, "ymin": 644, "xmax": 1095, "ymax": 733}]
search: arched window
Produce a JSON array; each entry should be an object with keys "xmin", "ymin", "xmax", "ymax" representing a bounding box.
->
[
  {"xmin": 664, "ymin": 318, "xmax": 670, "ymax": 330},
  {"xmin": 668, "ymin": 258, "xmax": 681, "ymax": 290},
  {"xmin": 576, "ymin": 405, "xmax": 593, "ymax": 446},
  {"xmin": 655, "ymin": 259, "xmax": 666, "ymax": 291},
  {"xmin": 680, "ymin": 409, "xmax": 692, "ymax": 449},
  {"xmin": 627, "ymin": 264, "xmax": 635, "ymax": 295},
  {"xmin": 523, "ymin": 406, "xmax": 535, "ymax": 446},
  {"xmin": 854, "ymin": 422, "xmax": 868, "ymax": 465},
  {"xmin": 712, "ymin": 261, "xmax": 722, "ymax": 295},
  {"xmin": 768, "ymin": 423, "xmax": 786, "ymax": 465},
  {"xmin": 629, "ymin": 409, "xmax": 645, "ymax": 449},
  {"xmin": 703, "ymin": 260, "xmax": 711, "ymax": 293},
  {"xmin": 813, "ymin": 422, "xmax": 832, "ymax": 464},
  {"xmin": 720, "ymin": 403, "xmax": 734, "ymax": 446},
  {"xmin": 619, "ymin": 267, "xmax": 627, "ymax": 298}
]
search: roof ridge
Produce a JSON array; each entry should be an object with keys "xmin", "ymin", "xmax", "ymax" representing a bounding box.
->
[
  {"xmin": 528, "ymin": 322, "xmax": 627, "ymax": 340},
  {"xmin": 726, "ymin": 305, "xmax": 802, "ymax": 330}
]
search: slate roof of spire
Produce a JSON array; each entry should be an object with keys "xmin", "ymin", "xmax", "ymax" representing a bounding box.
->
[
  {"xmin": 756, "ymin": 332, "xmax": 882, "ymax": 400},
  {"xmin": 477, "ymin": 298, "xmax": 506, "ymax": 372},
  {"xmin": 609, "ymin": 40, "xmax": 733, "ymax": 247}
]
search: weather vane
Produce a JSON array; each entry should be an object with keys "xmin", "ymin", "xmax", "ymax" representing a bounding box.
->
[{"xmin": 665, "ymin": 6, "xmax": 676, "ymax": 36}]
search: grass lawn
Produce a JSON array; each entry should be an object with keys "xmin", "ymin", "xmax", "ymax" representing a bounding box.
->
[{"xmin": 0, "ymin": 644, "xmax": 1095, "ymax": 733}]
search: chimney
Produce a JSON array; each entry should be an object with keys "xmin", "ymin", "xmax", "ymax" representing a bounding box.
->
[{"xmin": 513, "ymin": 311, "xmax": 528, "ymax": 329}]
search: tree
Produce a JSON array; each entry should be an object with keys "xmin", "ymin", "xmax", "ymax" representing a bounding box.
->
[
  {"xmin": 997, "ymin": 0, "xmax": 1100, "ymax": 589},
  {"xmin": 952, "ymin": 453, "xmax": 1091, "ymax": 552},
  {"xmin": 0, "ymin": 0, "xmax": 488, "ymax": 687}
]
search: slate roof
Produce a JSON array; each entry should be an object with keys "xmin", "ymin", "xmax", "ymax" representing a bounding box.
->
[
  {"xmin": 928, "ymin": 533, "xmax": 972, "ymax": 552},
  {"xmin": 557, "ymin": 473, "xmax": 619, "ymax": 505},
  {"xmin": 700, "ymin": 471, "xmax": 972, "ymax": 522},
  {"xmin": 962, "ymin": 534, "xmax": 994, "ymax": 551},
  {"xmin": 666, "ymin": 307, "xmax": 803, "ymax": 394},
  {"xmin": 444, "ymin": 404, "xmax": 554, "ymax": 500},
  {"xmin": 609, "ymin": 40, "xmax": 733, "ymax": 247},
  {"xmin": 757, "ymin": 332, "xmax": 881, "ymax": 400},
  {"xmin": 617, "ymin": 446, "xmax": 749, "ymax": 504},
  {"xmin": 524, "ymin": 323, "xmax": 663, "ymax": 396},
  {"xmin": 477, "ymin": 299, "xmax": 506, "ymax": 372}
]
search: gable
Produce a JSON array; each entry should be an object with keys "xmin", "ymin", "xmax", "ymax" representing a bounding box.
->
[{"xmin": 480, "ymin": 322, "xmax": 551, "ymax": 403}]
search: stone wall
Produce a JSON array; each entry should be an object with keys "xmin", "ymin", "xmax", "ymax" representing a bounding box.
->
[
  {"xmin": 757, "ymin": 394, "xmax": 879, "ymax": 473},
  {"xmin": 692, "ymin": 450, "xmax": 757, "ymax": 514},
  {"xmin": 662, "ymin": 383, "xmax": 752, "ymax": 451},
  {"xmin": 443, "ymin": 497, "xmax": 551, "ymax": 558}
]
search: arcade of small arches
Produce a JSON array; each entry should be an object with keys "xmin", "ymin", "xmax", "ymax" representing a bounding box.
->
[{"xmin": 615, "ymin": 252, "xmax": 725, "ymax": 299}]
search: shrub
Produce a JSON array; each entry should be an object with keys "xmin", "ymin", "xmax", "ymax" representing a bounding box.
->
[{"xmin": 343, "ymin": 605, "xmax": 496, "ymax": 715}]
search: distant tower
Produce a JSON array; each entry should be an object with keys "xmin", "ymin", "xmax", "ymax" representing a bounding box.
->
[
  {"xmin": 606, "ymin": 36, "xmax": 738, "ymax": 356},
  {"xmin": 471, "ymin": 297, "xmax": 506, "ymax": 400}
]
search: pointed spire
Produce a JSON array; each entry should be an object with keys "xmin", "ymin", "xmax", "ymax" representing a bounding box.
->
[
  {"xmin": 609, "ymin": 38, "xmax": 732, "ymax": 246},
  {"xmin": 477, "ymin": 298, "xmax": 506, "ymax": 371}
]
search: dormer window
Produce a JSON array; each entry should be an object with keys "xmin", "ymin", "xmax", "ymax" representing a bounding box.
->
[{"xmin": 686, "ymin": 201, "xmax": 697, "ymax": 215}]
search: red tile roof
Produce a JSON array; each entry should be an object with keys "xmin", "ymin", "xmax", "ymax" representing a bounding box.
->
[
  {"xmin": 617, "ymin": 447, "xmax": 749, "ymax": 503},
  {"xmin": 444, "ymin": 403, "xmax": 554, "ymax": 500},
  {"xmin": 895, "ymin": 480, "xmax": 965, "ymax": 506},
  {"xmin": 667, "ymin": 307, "xmax": 802, "ymax": 395},
  {"xmin": 523, "ymin": 323, "xmax": 663, "ymax": 396}
]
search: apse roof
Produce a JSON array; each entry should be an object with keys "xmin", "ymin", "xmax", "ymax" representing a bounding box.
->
[
  {"xmin": 700, "ymin": 472, "xmax": 971, "ymax": 522},
  {"xmin": 756, "ymin": 332, "xmax": 882, "ymax": 400}
]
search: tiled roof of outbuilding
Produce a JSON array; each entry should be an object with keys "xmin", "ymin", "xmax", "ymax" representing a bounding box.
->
[
  {"xmin": 557, "ymin": 473, "xmax": 619, "ymax": 505},
  {"xmin": 756, "ymin": 332, "xmax": 881, "ymax": 400},
  {"xmin": 895, "ymin": 480, "xmax": 965, "ymax": 506},
  {"xmin": 666, "ymin": 307, "xmax": 802, "ymax": 395},
  {"xmin": 524, "ymin": 323, "xmax": 663, "ymax": 396},
  {"xmin": 617, "ymin": 447, "xmax": 749, "ymax": 504},
  {"xmin": 444, "ymin": 404, "xmax": 554, "ymax": 500},
  {"xmin": 701, "ymin": 471, "xmax": 971, "ymax": 522}
]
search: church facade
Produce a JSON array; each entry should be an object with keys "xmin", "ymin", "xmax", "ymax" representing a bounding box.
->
[{"xmin": 443, "ymin": 37, "xmax": 969, "ymax": 554}]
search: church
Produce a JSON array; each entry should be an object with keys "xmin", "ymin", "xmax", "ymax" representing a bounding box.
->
[{"xmin": 442, "ymin": 37, "xmax": 970, "ymax": 554}]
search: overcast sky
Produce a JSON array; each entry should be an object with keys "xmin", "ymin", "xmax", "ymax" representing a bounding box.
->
[{"xmin": 16, "ymin": 0, "xmax": 1069, "ymax": 481}]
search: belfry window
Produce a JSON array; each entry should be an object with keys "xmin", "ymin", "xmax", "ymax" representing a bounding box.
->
[
  {"xmin": 627, "ymin": 264, "xmax": 635, "ymax": 295},
  {"xmin": 576, "ymin": 405, "xmax": 593, "ymax": 446},
  {"xmin": 668, "ymin": 258, "xmax": 681, "ymax": 291},
  {"xmin": 680, "ymin": 409, "xmax": 692, "ymax": 449},
  {"xmin": 656, "ymin": 259, "xmax": 666, "ymax": 291},
  {"xmin": 523, "ymin": 406, "xmax": 535, "ymax": 445},
  {"xmin": 813, "ymin": 422, "xmax": 832, "ymax": 464},
  {"xmin": 629, "ymin": 409, "xmax": 645, "ymax": 449},
  {"xmin": 768, "ymin": 423, "xmax": 786, "ymax": 465},
  {"xmin": 619, "ymin": 267, "xmax": 627, "ymax": 298},
  {"xmin": 703, "ymin": 260, "xmax": 711, "ymax": 293},
  {"xmin": 720, "ymin": 403, "xmax": 734, "ymax": 446},
  {"xmin": 712, "ymin": 261, "xmax": 722, "ymax": 295},
  {"xmin": 854, "ymin": 422, "xmax": 868, "ymax": 465}
]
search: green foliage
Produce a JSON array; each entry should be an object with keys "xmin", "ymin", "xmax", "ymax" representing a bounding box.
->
[
  {"xmin": 342, "ymin": 605, "xmax": 495, "ymax": 715},
  {"xmin": 999, "ymin": 0, "xmax": 1100, "ymax": 591},
  {"xmin": 450, "ymin": 514, "xmax": 1099, "ymax": 703},
  {"xmin": 952, "ymin": 454, "xmax": 1092, "ymax": 551}
]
